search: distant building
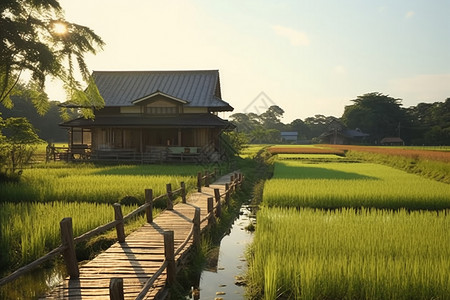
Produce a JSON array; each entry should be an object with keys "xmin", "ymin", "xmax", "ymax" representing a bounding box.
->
[
  {"xmin": 319, "ymin": 119, "xmax": 369, "ymax": 144},
  {"xmin": 281, "ymin": 131, "xmax": 298, "ymax": 143},
  {"xmin": 380, "ymin": 137, "xmax": 404, "ymax": 146}
]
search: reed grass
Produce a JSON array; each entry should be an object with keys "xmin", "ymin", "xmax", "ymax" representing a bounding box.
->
[{"xmin": 247, "ymin": 207, "xmax": 450, "ymax": 299}]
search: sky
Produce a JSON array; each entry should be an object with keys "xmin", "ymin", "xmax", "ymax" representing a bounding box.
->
[{"xmin": 49, "ymin": 0, "xmax": 450, "ymax": 123}]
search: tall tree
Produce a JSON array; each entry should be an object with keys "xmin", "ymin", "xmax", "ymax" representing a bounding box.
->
[
  {"xmin": 304, "ymin": 114, "xmax": 336, "ymax": 139},
  {"xmin": 0, "ymin": 0, "xmax": 105, "ymax": 116},
  {"xmin": 289, "ymin": 118, "xmax": 311, "ymax": 140},
  {"xmin": 342, "ymin": 92, "xmax": 407, "ymax": 143},
  {"xmin": 259, "ymin": 105, "xmax": 285, "ymax": 130}
]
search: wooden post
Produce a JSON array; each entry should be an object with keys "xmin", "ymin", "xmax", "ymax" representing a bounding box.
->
[
  {"xmin": 164, "ymin": 231, "xmax": 175, "ymax": 285},
  {"xmin": 113, "ymin": 203, "xmax": 125, "ymax": 243},
  {"xmin": 193, "ymin": 207, "xmax": 200, "ymax": 248},
  {"xmin": 205, "ymin": 170, "xmax": 209, "ymax": 187},
  {"xmin": 207, "ymin": 197, "xmax": 215, "ymax": 226},
  {"xmin": 197, "ymin": 171, "xmax": 202, "ymax": 192},
  {"xmin": 166, "ymin": 183, "xmax": 173, "ymax": 210},
  {"xmin": 225, "ymin": 183, "xmax": 230, "ymax": 205},
  {"xmin": 145, "ymin": 189, "xmax": 153, "ymax": 223},
  {"xmin": 109, "ymin": 278, "xmax": 124, "ymax": 300},
  {"xmin": 214, "ymin": 188, "xmax": 221, "ymax": 218},
  {"xmin": 181, "ymin": 181, "xmax": 186, "ymax": 203},
  {"xmin": 230, "ymin": 175, "xmax": 235, "ymax": 192},
  {"xmin": 60, "ymin": 218, "xmax": 79, "ymax": 278}
]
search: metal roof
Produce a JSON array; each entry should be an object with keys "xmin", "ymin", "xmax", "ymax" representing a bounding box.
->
[{"xmin": 92, "ymin": 70, "xmax": 233, "ymax": 111}]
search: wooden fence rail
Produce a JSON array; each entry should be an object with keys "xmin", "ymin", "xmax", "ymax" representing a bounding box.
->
[
  {"xmin": 0, "ymin": 169, "xmax": 243, "ymax": 300},
  {"xmin": 113, "ymin": 172, "xmax": 243, "ymax": 299}
]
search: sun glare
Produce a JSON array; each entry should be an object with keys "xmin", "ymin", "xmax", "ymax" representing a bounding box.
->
[{"xmin": 53, "ymin": 22, "xmax": 68, "ymax": 35}]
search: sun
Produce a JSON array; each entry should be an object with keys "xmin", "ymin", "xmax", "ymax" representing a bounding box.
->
[{"xmin": 53, "ymin": 22, "xmax": 68, "ymax": 35}]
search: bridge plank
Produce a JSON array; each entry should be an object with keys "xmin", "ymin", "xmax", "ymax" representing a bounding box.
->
[{"xmin": 42, "ymin": 172, "xmax": 235, "ymax": 299}]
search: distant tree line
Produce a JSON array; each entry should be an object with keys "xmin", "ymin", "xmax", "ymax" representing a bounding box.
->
[
  {"xmin": 0, "ymin": 85, "xmax": 68, "ymax": 143},
  {"xmin": 230, "ymin": 92, "xmax": 450, "ymax": 146}
]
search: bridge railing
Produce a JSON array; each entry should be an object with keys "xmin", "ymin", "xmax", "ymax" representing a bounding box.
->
[
  {"xmin": 112, "ymin": 172, "xmax": 244, "ymax": 300},
  {"xmin": 0, "ymin": 168, "xmax": 223, "ymax": 287}
]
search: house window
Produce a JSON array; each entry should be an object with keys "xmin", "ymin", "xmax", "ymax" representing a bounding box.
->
[
  {"xmin": 146, "ymin": 106, "xmax": 177, "ymax": 115},
  {"xmin": 72, "ymin": 128, "xmax": 91, "ymax": 145}
]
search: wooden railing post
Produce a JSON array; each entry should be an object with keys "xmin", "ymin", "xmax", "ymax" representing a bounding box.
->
[
  {"xmin": 214, "ymin": 188, "xmax": 221, "ymax": 217},
  {"xmin": 60, "ymin": 218, "xmax": 79, "ymax": 278},
  {"xmin": 166, "ymin": 183, "xmax": 173, "ymax": 210},
  {"xmin": 207, "ymin": 197, "xmax": 215, "ymax": 226},
  {"xmin": 205, "ymin": 170, "xmax": 209, "ymax": 187},
  {"xmin": 113, "ymin": 203, "xmax": 125, "ymax": 243},
  {"xmin": 181, "ymin": 181, "xmax": 186, "ymax": 203},
  {"xmin": 230, "ymin": 175, "xmax": 235, "ymax": 192},
  {"xmin": 225, "ymin": 183, "xmax": 230, "ymax": 205},
  {"xmin": 145, "ymin": 189, "xmax": 153, "ymax": 223},
  {"xmin": 109, "ymin": 278, "xmax": 124, "ymax": 300},
  {"xmin": 193, "ymin": 207, "xmax": 200, "ymax": 248},
  {"xmin": 197, "ymin": 171, "xmax": 202, "ymax": 192},
  {"xmin": 164, "ymin": 231, "xmax": 175, "ymax": 285}
]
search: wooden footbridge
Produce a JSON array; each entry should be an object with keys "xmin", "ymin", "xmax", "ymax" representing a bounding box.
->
[{"xmin": 0, "ymin": 170, "xmax": 243, "ymax": 300}]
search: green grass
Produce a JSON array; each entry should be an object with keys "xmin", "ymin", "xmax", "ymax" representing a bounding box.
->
[
  {"xmin": 263, "ymin": 160, "xmax": 450, "ymax": 210},
  {"xmin": 247, "ymin": 207, "xmax": 450, "ymax": 300}
]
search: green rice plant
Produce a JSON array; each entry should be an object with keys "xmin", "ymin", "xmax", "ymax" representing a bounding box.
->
[
  {"xmin": 0, "ymin": 202, "xmax": 149, "ymax": 272},
  {"xmin": 276, "ymin": 154, "xmax": 345, "ymax": 160},
  {"xmin": 0, "ymin": 164, "xmax": 203, "ymax": 203},
  {"xmin": 345, "ymin": 150, "xmax": 450, "ymax": 184},
  {"xmin": 263, "ymin": 161, "xmax": 450, "ymax": 210},
  {"xmin": 247, "ymin": 207, "xmax": 450, "ymax": 300}
]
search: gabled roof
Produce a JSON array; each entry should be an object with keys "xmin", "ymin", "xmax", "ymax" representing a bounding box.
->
[{"xmin": 92, "ymin": 70, "xmax": 233, "ymax": 111}]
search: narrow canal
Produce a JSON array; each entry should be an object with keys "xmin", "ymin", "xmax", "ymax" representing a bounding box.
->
[{"xmin": 194, "ymin": 205, "xmax": 255, "ymax": 299}]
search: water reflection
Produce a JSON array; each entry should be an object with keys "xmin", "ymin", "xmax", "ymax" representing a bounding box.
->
[
  {"xmin": 196, "ymin": 205, "xmax": 255, "ymax": 299},
  {"xmin": 0, "ymin": 261, "xmax": 66, "ymax": 299}
]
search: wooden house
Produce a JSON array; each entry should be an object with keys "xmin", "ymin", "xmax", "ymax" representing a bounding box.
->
[
  {"xmin": 319, "ymin": 119, "xmax": 369, "ymax": 144},
  {"xmin": 60, "ymin": 70, "xmax": 234, "ymax": 162},
  {"xmin": 380, "ymin": 137, "xmax": 404, "ymax": 146}
]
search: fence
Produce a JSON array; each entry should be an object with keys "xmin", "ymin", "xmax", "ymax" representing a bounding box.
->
[{"xmin": 0, "ymin": 169, "xmax": 243, "ymax": 300}]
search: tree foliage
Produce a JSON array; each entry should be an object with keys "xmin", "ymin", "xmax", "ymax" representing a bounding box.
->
[
  {"xmin": 342, "ymin": 92, "xmax": 407, "ymax": 143},
  {"xmin": 0, "ymin": 0, "xmax": 105, "ymax": 116},
  {"xmin": 0, "ymin": 116, "xmax": 43, "ymax": 177},
  {"xmin": 230, "ymin": 105, "xmax": 285, "ymax": 143},
  {"xmin": 0, "ymin": 84, "xmax": 69, "ymax": 141},
  {"xmin": 406, "ymin": 98, "xmax": 450, "ymax": 145}
]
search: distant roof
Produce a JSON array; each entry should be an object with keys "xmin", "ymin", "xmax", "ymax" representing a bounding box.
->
[
  {"xmin": 92, "ymin": 70, "xmax": 233, "ymax": 111},
  {"xmin": 381, "ymin": 137, "xmax": 404, "ymax": 143},
  {"xmin": 60, "ymin": 113, "xmax": 235, "ymax": 129}
]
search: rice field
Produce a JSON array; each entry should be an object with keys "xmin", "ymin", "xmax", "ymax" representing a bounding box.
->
[
  {"xmin": 0, "ymin": 164, "xmax": 203, "ymax": 203},
  {"xmin": 268, "ymin": 145, "xmax": 345, "ymax": 156},
  {"xmin": 0, "ymin": 202, "xmax": 147, "ymax": 270},
  {"xmin": 247, "ymin": 148, "xmax": 450, "ymax": 299},
  {"xmin": 0, "ymin": 163, "xmax": 208, "ymax": 273},
  {"xmin": 263, "ymin": 160, "xmax": 450, "ymax": 210},
  {"xmin": 247, "ymin": 207, "xmax": 450, "ymax": 300}
]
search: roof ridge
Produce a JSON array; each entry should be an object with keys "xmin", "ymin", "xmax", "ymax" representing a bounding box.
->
[{"xmin": 92, "ymin": 69, "xmax": 219, "ymax": 74}]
